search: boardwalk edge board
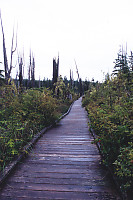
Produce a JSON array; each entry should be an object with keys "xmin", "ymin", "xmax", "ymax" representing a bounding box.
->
[
  {"xmin": 88, "ymin": 118, "xmax": 126, "ymax": 200},
  {"xmin": 0, "ymin": 101, "xmax": 74, "ymax": 188}
]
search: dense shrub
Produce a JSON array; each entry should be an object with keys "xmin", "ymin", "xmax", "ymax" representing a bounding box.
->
[
  {"xmin": 0, "ymin": 85, "xmax": 73, "ymax": 171},
  {"xmin": 82, "ymin": 71, "xmax": 133, "ymax": 193}
]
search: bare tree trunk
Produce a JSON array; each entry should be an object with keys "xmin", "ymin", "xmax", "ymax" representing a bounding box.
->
[
  {"xmin": 70, "ymin": 69, "xmax": 72, "ymax": 89},
  {"xmin": 0, "ymin": 11, "xmax": 8, "ymax": 82},
  {"xmin": 53, "ymin": 54, "xmax": 59, "ymax": 93},
  {"xmin": 32, "ymin": 56, "xmax": 35, "ymax": 88},
  {"xmin": 74, "ymin": 59, "xmax": 79, "ymax": 81},
  {"xmin": 19, "ymin": 57, "xmax": 23, "ymax": 88},
  {"xmin": 28, "ymin": 51, "xmax": 31, "ymax": 88},
  {"xmin": 0, "ymin": 11, "xmax": 17, "ymax": 83},
  {"xmin": 9, "ymin": 28, "xmax": 17, "ymax": 78}
]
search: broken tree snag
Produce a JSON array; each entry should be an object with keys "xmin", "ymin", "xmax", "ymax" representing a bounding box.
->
[
  {"xmin": 0, "ymin": 10, "xmax": 17, "ymax": 83},
  {"xmin": 52, "ymin": 54, "xmax": 59, "ymax": 93},
  {"xmin": 31, "ymin": 56, "xmax": 35, "ymax": 88},
  {"xmin": 27, "ymin": 51, "xmax": 31, "ymax": 88},
  {"xmin": 19, "ymin": 57, "xmax": 23, "ymax": 89},
  {"xmin": 0, "ymin": 10, "xmax": 8, "ymax": 81},
  {"xmin": 74, "ymin": 59, "xmax": 79, "ymax": 81},
  {"xmin": 27, "ymin": 51, "xmax": 35, "ymax": 88},
  {"xmin": 9, "ymin": 28, "xmax": 17, "ymax": 79},
  {"xmin": 70, "ymin": 69, "xmax": 74, "ymax": 89}
]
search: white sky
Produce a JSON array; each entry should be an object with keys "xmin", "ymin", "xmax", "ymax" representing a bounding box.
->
[{"xmin": 0, "ymin": 0, "xmax": 133, "ymax": 81}]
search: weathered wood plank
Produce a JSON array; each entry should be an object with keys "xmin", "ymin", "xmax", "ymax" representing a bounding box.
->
[
  {"xmin": 0, "ymin": 182, "xmax": 116, "ymax": 193},
  {"xmin": 12, "ymin": 168, "xmax": 105, "ymax": 175},
  {"xmin": 0, "ymin": 190, "xmax": 119, "ymax": 200},
  {"xmin": 7, "ymin": 177, "xmax": 109, "ymax": 186},
  {"xmin": 13, "ymin": 163, "xmax": 102, "ymax": 170},
  {"xmin": 13, "ymin": 171, "xmax": 104, "ymax": 179},
  {"xmin": 24, "ymin": 159, "xmax": 100, "ymax": 165},
  {"xmin": 0, "ymin": 98, "xmax": 121, "ymax": 199}
]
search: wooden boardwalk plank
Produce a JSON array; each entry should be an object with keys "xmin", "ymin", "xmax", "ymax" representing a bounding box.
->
[{"xmin": 0, "ymin": 98, "xmax": 121, "ymax": 199}]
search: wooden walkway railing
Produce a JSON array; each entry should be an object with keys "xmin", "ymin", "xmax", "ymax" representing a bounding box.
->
[{"xmin": 0, "ymin": 98, "xmax": 121, "ymax": 199}]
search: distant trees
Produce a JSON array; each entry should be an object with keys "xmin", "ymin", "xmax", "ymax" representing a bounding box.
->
[{"xmin": 0, "ymin": 11, "xmax": 90, "ymax": 96}]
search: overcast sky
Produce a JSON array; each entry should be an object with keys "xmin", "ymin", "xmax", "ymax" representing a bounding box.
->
[{"xmin": 0, "ymin": 0, "xmax": 133, "ymax": 81}]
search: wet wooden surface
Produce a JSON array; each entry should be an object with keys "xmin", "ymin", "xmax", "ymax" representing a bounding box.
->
[{"xmin": 0, "ymin": 98, "xmax": 121, "ymax": 199}]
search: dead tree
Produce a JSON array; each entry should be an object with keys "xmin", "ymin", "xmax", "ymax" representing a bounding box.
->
[
  {"xmin": 0, "ymin": 11, "xmax": 17, "ymax": 83},
  {"xmin": 28, "ymin": 51, "xmax": 35, "ymax": 88},
  {"xmin": 53, "ymin": 54, "xmax": 59, "ymax": 93},
  {"xmin": 70, "ymin": 69, "xmax": 73, "ymax": 89},
  {"xmin": 53, "ymin": 56, "xmax": 59, "ymax": 84},
  {"xmin": 74, "ymin": 59, "xmax": 79, "ymax": 81},
  {"xmin": 31, "ymin": 56, "xmax": 35, "ymax": 88},
  {"xmin": 27, "ymin": 51, "xmax": 32, "ymax": 88},
  {"xmin": 79, "ymin": 78, "xmax": 83, "ymax": 96},
  {"xmin": 0, "ymin": 11, "xmax": 8, "ymax": 81},
  {"xmin": 9, "ymin": 28, "xmax": 17, "ymax": 79},
  {"xmin": 19, "ymin": 57, "xmax": 23, "ymax": 88},
  {"xmin": 74, "ymin": 59, "xmax": 83, "ymax": 96}
]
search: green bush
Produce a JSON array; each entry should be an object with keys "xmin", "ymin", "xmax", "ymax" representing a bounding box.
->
[
  {"xmin": 114, "ymin": 143, "xmax": 133, "ymax": 191},
  {"xmin": 82, "ymin": 70, "xmax": 133, "ymax": 193},
  {"xmin": 0, "ymin": 85, "xmax": 73, "ymax": 171}
]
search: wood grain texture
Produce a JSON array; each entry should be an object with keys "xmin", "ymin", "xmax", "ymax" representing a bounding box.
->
[{"xmin": 0, "ymin": 98, "xmax": 121, "ymax": 199}]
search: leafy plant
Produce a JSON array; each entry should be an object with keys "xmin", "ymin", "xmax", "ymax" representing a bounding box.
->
[
  {"xmin": 82, "ymin": 50, "xmax": 133, "ymax": 193},
  {"xmin": 0, "ymin": 82, "xmax": 74, "ymax": 171}
]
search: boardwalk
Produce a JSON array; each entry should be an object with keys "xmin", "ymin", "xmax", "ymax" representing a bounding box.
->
[{"xmin": 0, "ymin": 98, "xmax": 121, "ymax": 200}]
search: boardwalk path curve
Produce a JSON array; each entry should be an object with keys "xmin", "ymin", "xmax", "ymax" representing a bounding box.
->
[{"xmin": 0, "ymin": 98, "xmax": 121, "ymax": 199}]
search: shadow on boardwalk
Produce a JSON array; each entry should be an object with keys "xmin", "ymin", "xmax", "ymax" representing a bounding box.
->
[{"xmin": 0, "ymin": 98, "xmax": 121, "ymax": 199}]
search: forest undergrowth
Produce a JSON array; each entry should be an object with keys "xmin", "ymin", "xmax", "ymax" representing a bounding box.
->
[
  {"xmin": 0, "ymin": 81, "xmax": 75, "ymax": 172},
  {"xmin": 82, "ymin": 51, "xmax": 133, "ymax": 196}
]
